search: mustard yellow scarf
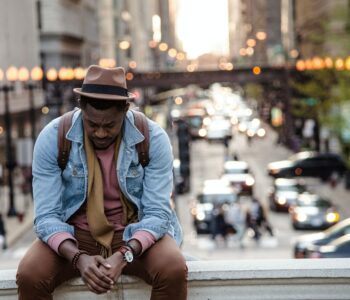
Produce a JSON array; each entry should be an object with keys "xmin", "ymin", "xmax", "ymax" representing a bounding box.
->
[{"xmin": 84, "ymin": 129, "xmax": 137, "ymax": 258}]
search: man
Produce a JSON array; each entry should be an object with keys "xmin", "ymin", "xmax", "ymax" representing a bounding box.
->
[{"xmin": 16, "ymin": 65, "xmax": 187, "ymax": 299}]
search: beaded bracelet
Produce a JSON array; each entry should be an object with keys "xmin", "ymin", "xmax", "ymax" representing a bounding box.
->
[{"xmin": 71, "ymin": 250, "xmax": 88, "ymax": 270}]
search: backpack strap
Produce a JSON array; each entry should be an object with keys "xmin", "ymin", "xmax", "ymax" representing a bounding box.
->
[
  {"xmin": 131, "ymin": 110, "xmax": 150, "ymax": 168},
  {"xmin": 57, "ymin": 108, "xmax": 78, "ymax": 171},
  {"xmin": 57, "ymin": 108, "xmax": 150, "ymax": 171}
]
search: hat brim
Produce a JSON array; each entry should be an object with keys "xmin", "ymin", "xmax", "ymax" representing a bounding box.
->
[{"xmin": 73, "ymin": 88, "xmax": 135, "ymax": 101}]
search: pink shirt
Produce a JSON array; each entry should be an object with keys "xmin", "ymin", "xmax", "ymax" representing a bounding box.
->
[{"xmin": 48, "ymin": 142, "xmax": 155, "ymax": 254}]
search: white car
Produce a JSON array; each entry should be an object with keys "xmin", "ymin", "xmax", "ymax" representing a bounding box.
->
[{"xmin": 205, "ymin": 116, "xmax": 232, "ymax": 141}]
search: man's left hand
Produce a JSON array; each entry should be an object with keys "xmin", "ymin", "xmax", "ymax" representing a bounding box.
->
[{"xmin": 99, "ymin": 251, "xmax": 127, "ymax": 282}]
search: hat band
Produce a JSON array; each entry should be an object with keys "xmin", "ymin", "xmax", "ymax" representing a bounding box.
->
[{"xmin": 81, "ymin": 84, "xmax": 129, "ymax": 97}]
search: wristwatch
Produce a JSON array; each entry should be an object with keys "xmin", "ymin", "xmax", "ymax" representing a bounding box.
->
[{"xmin": 118, "ymin": 245, "xmax": 134, "ymax": 263}]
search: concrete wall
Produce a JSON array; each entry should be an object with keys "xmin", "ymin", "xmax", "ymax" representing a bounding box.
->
[{"xmin": 1, "ymin": 259, "xmax": 350, "ymax": 299}]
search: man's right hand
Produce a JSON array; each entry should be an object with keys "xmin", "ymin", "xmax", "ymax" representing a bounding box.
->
[
  {"xmin": 58, "ymin": 240, "xmax": 114, "ymax": 294},
  {"xmin": 76, "ymin": 254, "xmax": 115, "ymax": 294}
]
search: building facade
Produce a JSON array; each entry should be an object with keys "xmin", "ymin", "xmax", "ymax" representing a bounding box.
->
[{"xmin": 39, "ymin": 0, "xmax": 100, "ymax": 69}]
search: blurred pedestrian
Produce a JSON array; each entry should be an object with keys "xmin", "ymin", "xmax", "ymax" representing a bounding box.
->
[
  {"xmin": 225, "ymin": 201, "xmax": 246, "ymax": 248},
  {"xmin": 248, "ymin": 197, "xmax": 274, "ymax": 241},
  {"xmin": 210, "ymin": 203, "xmax": 229, "ymax": 243},
  {"xmin": 0, "ymin": 214, "xmax": 6, "ymax": 250}
]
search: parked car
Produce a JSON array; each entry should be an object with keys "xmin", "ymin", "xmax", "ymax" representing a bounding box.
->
[
  {"xmin": 305, "ymin": 234, "xmax": 350, "ymax": 259},
  {"xmin": 268, "ymin": 178, "xmax": 307, "ymax": 212},
  {"xmin": 221, "ymin": 160, "xmax": 255, "ymax": 195},
  {"xmin": 267, "ymin": 151, "xmax": 347, "ymax": 180},
  {"xmin": 289, "ymin": 193, "xmax": 340, "ymax": 230},
  {"xmin": 293, "ymin": 218, "xmax": 350, "ymax": 258},
  {"xmin": 191, "ymin": 179, "xmax": 238, "ymax": 234}
]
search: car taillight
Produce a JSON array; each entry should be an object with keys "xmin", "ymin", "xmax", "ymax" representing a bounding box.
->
[{"xmin": 309, "ymin": 251, "xmax": 322, "ymax": 259}]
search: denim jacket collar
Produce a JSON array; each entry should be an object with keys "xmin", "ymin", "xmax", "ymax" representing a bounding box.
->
[{"xmin": 66, "ymin": 109, "xmax": 145, "ymax": 147}]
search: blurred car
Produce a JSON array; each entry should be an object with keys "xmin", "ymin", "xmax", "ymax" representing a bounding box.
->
[
  {"xmin": 293, "ymin": 218, "xmax": 350, "ymax": 258},
  {"xmin": 221, "ymin": 160, "xmax": 255, "ymax": 195},
  {"xmin": 183, "ymin": 108, "xmax": 207, "ymax": 139},
  {"xmin": 267, "ymin": 151, "xmax": 347, "ymax": 180},
  {"xmin": 305, "ymin": 234, "xmax": 350, "ymax": 259},
  {"xmin": 205, "ymin": 116, "xmax": 232, "ymax": 142},
  {"xmin": 289, "ymin": 193, "xmax": 340, "ymax": 230},
  {"xmin": 191, "ymin": 179, "xmax": 238, "ymax": 234},
  {"xmin": 245, "ymin": 118, "xmax": 266, "ymax": 138},
  {"xmin": 268, "ymin": 178, "xmax": 307, "ymax": 212}
]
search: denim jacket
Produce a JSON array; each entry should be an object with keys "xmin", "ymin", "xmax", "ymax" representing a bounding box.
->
[{"xmin": 32, "ymin": 109, "xmax": 183, "ymax": 246}]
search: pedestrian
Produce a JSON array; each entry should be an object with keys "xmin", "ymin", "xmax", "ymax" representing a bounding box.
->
[
  {"xmin": 16, "ymin": 65, "xmax": 187, "ymax": 300},
  {"xmin": 249, "ymin": 197, "xmax": 274, "ymax": 240},
  {"xmin": 0, "ymin": 214, "xmax": 6, "ymax": 250},
  {"xmin": 225, "ymin": 201, "xmax": 246, "ymax": 248},
  {"xmin": 210, "ymin": 203, "xmax": 228, "ymax": 243}
]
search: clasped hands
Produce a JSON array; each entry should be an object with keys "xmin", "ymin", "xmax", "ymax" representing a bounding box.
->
[{"xmin": 76, "ymin": 251, "xmax": 127, "ymax": 294}]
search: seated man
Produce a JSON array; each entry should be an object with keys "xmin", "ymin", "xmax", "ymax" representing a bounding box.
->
[{"xmin": 16, "ymin": 65, "xmax": 187, "ymax": 300}]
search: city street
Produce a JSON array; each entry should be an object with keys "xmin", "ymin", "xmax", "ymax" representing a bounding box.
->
[{"xmin": 178, "ymin": 124, "xmax": 350, "ymax": 260}]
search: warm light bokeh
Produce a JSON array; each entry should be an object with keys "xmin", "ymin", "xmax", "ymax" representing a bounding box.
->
[{"xmin": 176, "ymin": 0, "xmax": 229, "ymax": 59}]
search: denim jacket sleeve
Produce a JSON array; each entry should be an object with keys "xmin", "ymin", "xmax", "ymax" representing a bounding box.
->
[
  {"xmin": 32, "ymin": 120, "xmax": 75, "ymax": 243},
  {"xmin": 123, "ymin": 123, "xmax": 174, "ymax": 241}
]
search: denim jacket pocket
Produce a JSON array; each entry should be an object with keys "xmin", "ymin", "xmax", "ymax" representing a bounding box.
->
[{"xmin": 62, "ymin": 163, "xmax": 85, "ymax": 199}]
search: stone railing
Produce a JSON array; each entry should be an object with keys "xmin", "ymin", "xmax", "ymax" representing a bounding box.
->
[{"xmin": 1, "ymin": 259, "xmax": 350, "ymax": 299}]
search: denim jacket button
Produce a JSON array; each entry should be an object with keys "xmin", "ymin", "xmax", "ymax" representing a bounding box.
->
[{"xmin": 72, "ymin": 169, "xmax": 77, "ymax": 176}]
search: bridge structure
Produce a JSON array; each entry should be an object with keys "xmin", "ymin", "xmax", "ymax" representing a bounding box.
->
[
  {"xmin": 127, "ymin": 66, "xmax": 294, "ymax": 89},
  {"xmin": 128, "ymin": 66, "xmax": 297, "ymax": 148}
]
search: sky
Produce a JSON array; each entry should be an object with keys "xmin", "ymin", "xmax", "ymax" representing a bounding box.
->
[{"xmin": 176, "ymin": 0, "xmax": 229, "ymax": 60}]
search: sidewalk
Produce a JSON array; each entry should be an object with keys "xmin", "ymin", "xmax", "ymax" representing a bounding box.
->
[{"xmin": 0, "ymin": 187, "xmax": 34, "ymax": 248}]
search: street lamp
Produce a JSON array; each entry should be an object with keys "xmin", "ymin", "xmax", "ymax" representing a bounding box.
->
[{"xmin": 0, "ymin": 66, "xmax": 18, "ymax": 217}]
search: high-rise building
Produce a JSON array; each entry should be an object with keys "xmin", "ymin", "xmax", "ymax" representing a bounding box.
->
[
  {"xmin": 229, "ymin": 0, "xmax": 286, "ymax": 66},
  {"xmin": 0, "ymin": 0, "xmax": 40, "ymax": 70},
  {"xmin": 39, "ymin": 0, "xmax": 100, "ymax": 69},
  {"xmin": 295, "ymin": 0, "xmax": 350, "ymax": 58}
]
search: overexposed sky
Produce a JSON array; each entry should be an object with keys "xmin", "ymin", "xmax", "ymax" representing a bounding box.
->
[{"xmin": 176, "ymin": 0, "xmax": 229, "ymax": 59}]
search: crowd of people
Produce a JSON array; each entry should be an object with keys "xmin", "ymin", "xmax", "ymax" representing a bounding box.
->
[{"xmin": 210, "ymin": 197, "xmax": 274, "ymax": 248}]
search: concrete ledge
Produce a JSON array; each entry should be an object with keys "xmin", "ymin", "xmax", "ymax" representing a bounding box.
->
[{"xmin": 1, "ymin": 259, "xmax": 350, "ymax": 299}]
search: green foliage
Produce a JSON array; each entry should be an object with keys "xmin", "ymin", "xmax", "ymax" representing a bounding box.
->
[{"xmin": 244, "ymin": 83, "xmax": 264, "ymax": 103}]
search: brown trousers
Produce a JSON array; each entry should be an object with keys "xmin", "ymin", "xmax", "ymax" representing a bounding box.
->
[{"xmin": 16, "ymin": 229, "xmax": 187, "ymax": 300}]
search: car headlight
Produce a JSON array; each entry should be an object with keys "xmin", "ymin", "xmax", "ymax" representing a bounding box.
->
[
  {"xmin": 196, "ymin": 211, "xmax": 205, "ymax": 221},
  {"xmin": 245, "ymin": 177, "xmax": 255, "ymax": 186},
  {"xmin": 257, "ymin": 128, "xmax": 266, "ymax": 137},
  {"xmin": 326, "ymin": 212, "xmax": 339, "ymax": 223},
  {"xmin": 198, "ymin": 128, "xmax": 207, "ymax": 137},
  {"xmin": 296, "ymin": 213, "xmax": 307, "ymax": 222},
  {"xmin": 277, "ymin": 196, "xmax": 287, "ymax": 205}
]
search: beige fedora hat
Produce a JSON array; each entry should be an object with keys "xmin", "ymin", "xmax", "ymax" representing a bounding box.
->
[{"xmin": 73, "ymin": 65, "xmax": 135, "ymax": 100}]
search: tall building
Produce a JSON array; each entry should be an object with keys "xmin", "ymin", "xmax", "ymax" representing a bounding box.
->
[
  {"xmin": 295, "ymin": 0, "xmax": 350, "ymax": 58},
  {"xmin": 39, "ymin": 0, "xmax": 100, "ymax": 69},
  {"xmin": 0, "ymin": 0, "xmax": 40, "ymax": 71},
  {"xmin": 229, "ymin": 0, "xmax": 286, "ymax": 66},
  {"xmin": 112, "ymin": 0, "xmax": 178, "ymax": 71}
]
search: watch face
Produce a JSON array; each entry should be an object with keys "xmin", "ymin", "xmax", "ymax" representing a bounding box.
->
[{"xmin": 124, "ymin": 250, "xmax": 134, "ymax": 263}]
